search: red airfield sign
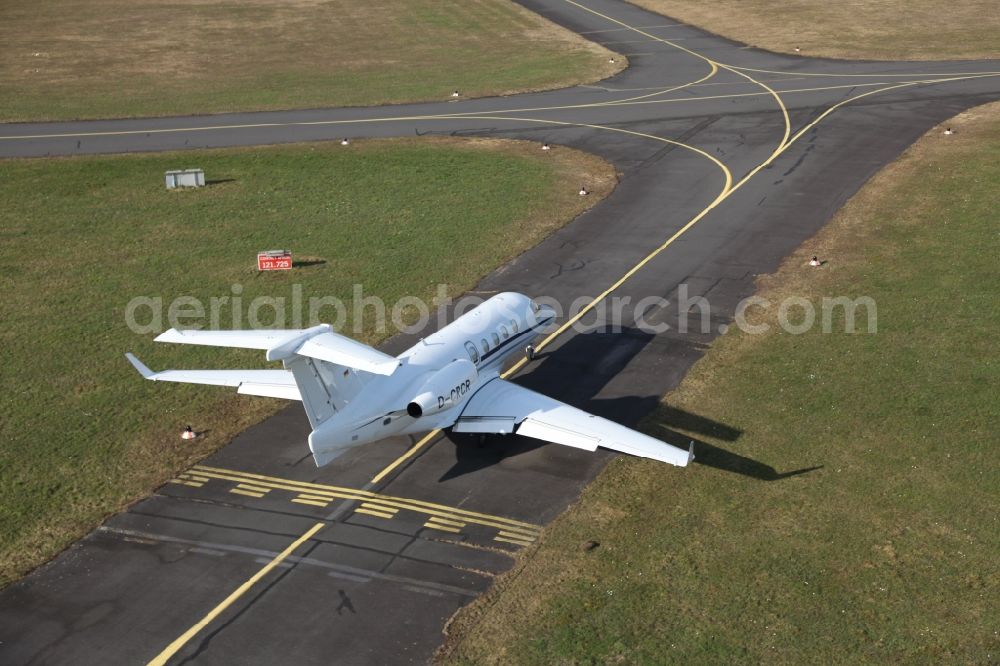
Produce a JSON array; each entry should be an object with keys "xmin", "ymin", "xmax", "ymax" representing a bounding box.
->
[{"xmin": 258, "ymin": 250, "xmax": 292, "ymax": 271}]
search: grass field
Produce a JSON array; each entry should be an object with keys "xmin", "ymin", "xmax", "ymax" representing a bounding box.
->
[
  {"xmin": 0, "ymin": 137, "xmax": 616, "ymax": 587},
  {"xmin": 0, "ymin": 0, "xmax": 622, "ymax": 122},
  {"xmin": 440, "ymin": 105, "xmax": 1000, "ymax": 663},
  {"xmin": 632, "ymin": 0, "xmax": 1000, "ymax": 60}
]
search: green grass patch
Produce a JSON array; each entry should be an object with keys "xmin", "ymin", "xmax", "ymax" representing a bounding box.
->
[
  {"xmin": 440, "ymin": 106, "xmax": 1000, "ymax": 663},
  {"xmin": 631, "ymin": 0, "xmax": 1000, "ymax": 60},
  {"xmin": 0, "ymin": 0, "xmax": 622, "ymax": 122},
  {"xmin": 0, "ymin": 137, "xmax": 616, "ymax": 586}
]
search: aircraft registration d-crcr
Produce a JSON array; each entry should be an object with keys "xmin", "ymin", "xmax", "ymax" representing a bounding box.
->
[{"xmin": 127, "ymin": 292, "xmax": 693, "ymax": 468}]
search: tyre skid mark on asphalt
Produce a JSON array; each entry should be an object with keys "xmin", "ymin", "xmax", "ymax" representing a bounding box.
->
[
  {"xmin": 3, "ymin": 75, "xmax": 993, "ymax": 143},
  {"xmin": 98, "ymin": 525, "xmax": 481, "ymax": 599}
]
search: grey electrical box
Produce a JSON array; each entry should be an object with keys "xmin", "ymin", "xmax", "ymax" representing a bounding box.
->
[{"xmin": 165, "ymin": 169, "xmax": 205, "ymax": 189}]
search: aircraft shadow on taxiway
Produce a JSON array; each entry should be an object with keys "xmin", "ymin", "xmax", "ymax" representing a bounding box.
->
[{"xmin": 439, "ymin": 327, "xmax": 821, "ymax": 481}]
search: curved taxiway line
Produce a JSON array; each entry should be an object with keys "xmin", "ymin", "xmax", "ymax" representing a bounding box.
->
[{"xmin": 4, "ymin": 2, "xmax": 1000, "ymax": 665}]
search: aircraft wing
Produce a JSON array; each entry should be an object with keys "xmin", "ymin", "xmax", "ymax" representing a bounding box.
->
[
  {"xmin": 452, "ymin": 378, "xmax": 693, "ymax": 467},
  {"xmin": 126, "ymin": 353, "xmax": 301, "ymax": 400}
]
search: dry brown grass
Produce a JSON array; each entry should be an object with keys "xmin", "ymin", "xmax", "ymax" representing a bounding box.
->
[
  {"xmin": 630, "ymin": 0, "xmax": 1000, "ymax": 60},
  {"xmin": 0, "ymin": 0, "xmax": 623, "ymax": 121}
]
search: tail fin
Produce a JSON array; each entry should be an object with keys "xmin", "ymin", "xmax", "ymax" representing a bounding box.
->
[
  {"xmin": 283, "ymin": 355, "xmax": 373, "ymax": 429},
  {"xmin": 153, "ymin": 324, "xmax": 401, "ymax": 429}
]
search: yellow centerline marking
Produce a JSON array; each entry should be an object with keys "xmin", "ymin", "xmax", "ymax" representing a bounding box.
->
[
  {"xmin": 579, "ymin": 23, "xmax": 683, "ymax": 33},
  {"xmin": 147, "ymin": 522, "xmax": 325, "ymax": 666},
  {"xmin": 560, "ymin": 0, "xmax": 791, "ymax": 157},
  {"xmin": 3, "ymin": 75, "xmax": 988, "ymax": 144},
  {"xmin": 588, "ymin": 74, "xmax": 1000, "ymax": 110},
  {"xmin": 721, "ymin": 72, "xmax": 1000, "ymax": 202},
  {"xmin": 583, "ymin": 75, "xmax": 803, "ymax": 93},
  {"xmin": 430, "ymin": 79, "xmax": 916, "ymax": 117},
  {"xmin": 603, "ymin": 59, "xmax": 718, "ymax": 107},
  {"xmin": 129, "ymin": 9, "xmax": 1000, "ymax": 662},
  {"xmin": 366, "ymin": 75, "xmax": 1000, "ymax": 484},
  {"xmin": 465, "ymin": 115, "xmax": 733, "ymax": 188},
  {"xmin": 0, "ymin": 114, "xmax": 443, "ymax": 141},
  {"xmin": 369, "ymin": 431, "xmax": 440, "ymax": 484},
  {"xmin": 145, "ymin": 2, "xmax": 997, "ymax": 495},
  {"xmin": 726, "ymin": 64, "xmax": 1000, "ymax": 78},
  {"xmin": 367, "ymin": 110, "xmax": 735, "ymax": 483}
]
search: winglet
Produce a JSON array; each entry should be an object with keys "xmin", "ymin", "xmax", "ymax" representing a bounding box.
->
[
  {"xmin": 154, "ymin": 329, "xmax": 182, "ymax": 344},
  {"xmin": 125, "ymin": 352, "xmax": 155, "ymax": 379},
  {"xmin": 687, "ymin": 440, "xmax": 696, "ymax": 466}
]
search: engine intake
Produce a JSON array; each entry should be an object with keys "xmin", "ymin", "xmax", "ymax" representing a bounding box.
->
[{"xmin": 406, "ymin": 359, "xmax": 478, "ymax": 418}]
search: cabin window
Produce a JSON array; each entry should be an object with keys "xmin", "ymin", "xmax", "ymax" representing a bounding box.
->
[
  {"xmin": 500, "ymin": 325, "xmax": 509, "ymax": 340},
  {"xmin": 511, "ymin": 319, "xmax": 519, "ymax": 334},
  {"xmin": 481, "ymin": 338, "xmax": 490, "ymax": 354},
  {"xmin": 492, "ymin": 332, "xmax": 500, "ymax": 346},
  {"xmin": 465, "ymin": 341, "xmax": 479, "ymax": 363}
]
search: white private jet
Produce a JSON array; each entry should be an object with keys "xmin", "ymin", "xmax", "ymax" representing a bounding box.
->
[{"xmin": 127, "ymin": 292, "xmax": 692, "ymax": 468}]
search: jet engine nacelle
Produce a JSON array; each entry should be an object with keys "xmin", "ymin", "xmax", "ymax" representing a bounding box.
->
[{"xmin": 406, "ymin": 358, "xmax": 478, "ymax": 418}]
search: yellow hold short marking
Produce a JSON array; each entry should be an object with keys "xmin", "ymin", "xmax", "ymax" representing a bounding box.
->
[
  {"xmin": 291, "ymin": 498, "xmax": 329, "ymax": 507},
  {"xmin": 428, "ymin": 516, "xmax": 466, "ymax": 528},
  {"xmin": 424, "ymin": 522, "xmax": 462, "ymax": 534},
  {"xmin": 295, "ymin": 493, "xmax": 329, "ymax": 502},
  {"xmin": 229, "ymin": 488, "xmax": 266, "ymax": 498},
  {"xmin": 498, "ymin": 530, "xmax": 534, "ymax": 541},
  {"xmin": 355, "ymin": 508, "xmax": 396, "ymax": 520},
  {"xmin": 169, "ymin": 479, "xmax": 204, "ymax": 488},
  {"xmin": 494, "ymin": 535, "xmax": 534, "ymax": 547},
  {"xmin": 236, "ymin": 483, "xmax": 270, "ymax": 494},
  {"xmin": 360, "ymin": 502, "xmax": 398, "ymax": 514}
]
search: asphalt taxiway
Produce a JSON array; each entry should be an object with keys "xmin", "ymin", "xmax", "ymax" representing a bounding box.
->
[{"xmin": 1, "ymin": 0, "xmax": 999, "ymax": 663}]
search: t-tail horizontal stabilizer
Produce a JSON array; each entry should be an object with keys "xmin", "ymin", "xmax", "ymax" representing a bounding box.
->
[
  {"xmin": 125, "ymin": 352, "xmax": 302, "ymax": 400},
  {"xmin": 154, "ymin": 325, "xmax": 401, "ymax": 376}
]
